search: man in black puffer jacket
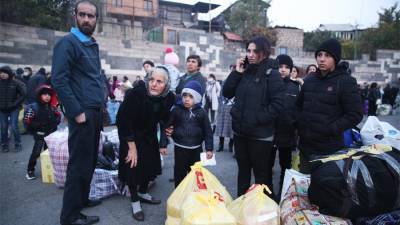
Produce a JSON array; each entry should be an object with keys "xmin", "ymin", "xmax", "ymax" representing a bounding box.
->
[
  {"xmin": 223, "ymin": 36, "xmax": 285, "ymax": 196},
  {"xmin": 0, "ymin": 65, "xmax": 27, "ymax": 152},
  {"xmin": 296, "ymin": 38, "xmax": 363, "ymax": 174}
]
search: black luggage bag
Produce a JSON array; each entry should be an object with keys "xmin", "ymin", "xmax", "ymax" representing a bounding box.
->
[{"xmin": 308, "ymin": 150, "xmax": 400, "ymax": 219}]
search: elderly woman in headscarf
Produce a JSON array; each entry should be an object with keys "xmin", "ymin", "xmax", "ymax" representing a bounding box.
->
[{"xmin": 116, "ymin": 66, "xmax": 175, "ymax": 221}]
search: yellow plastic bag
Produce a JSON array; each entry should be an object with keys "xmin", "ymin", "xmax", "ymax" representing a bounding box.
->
[
  {"xmin": 181, "ymin": 190, "xmax": 236, "ymax": 225},
  {"xmin": 165, "ymin": 216, "xmax": 180, "ymax": 225},
  {"xmin": 40, "ymin": 149, "xmax": 54, "ymax": 183},
  {"xmin": 228, "ymin": 184, "xmax": 279, "ymax": 225},
  {"xmin": 167, "ymin": 162, "xmax": 232, "ymax": 218},
  {"xmin": 291, "ymin": 151, "xmax": 300, "ymax": 171}
]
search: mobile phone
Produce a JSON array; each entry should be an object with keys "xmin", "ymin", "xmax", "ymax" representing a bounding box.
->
[{"xmin": 243, "ymin": 56, "xmax": 249, "ymax": 69}]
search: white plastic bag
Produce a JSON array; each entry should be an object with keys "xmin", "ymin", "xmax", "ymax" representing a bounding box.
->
[
  {"xmin": 280, "ymin": 169, "xmax": 310, "ymax": 202},
  {"xmin": 360, "ymin": 116, "xmax": 400, "ymax": 149}
]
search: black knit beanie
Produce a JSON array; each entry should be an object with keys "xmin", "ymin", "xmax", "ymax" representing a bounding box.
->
[
  {"xmin": 276, "ymin": 54, "xmax": 293, "ymax": 72},
  {"xmin": 315, "ymin": 38, "xmax": 341, "ymax": 65}
]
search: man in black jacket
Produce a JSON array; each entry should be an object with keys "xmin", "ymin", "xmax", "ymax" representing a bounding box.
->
[
  {"xmin": 296, "ymin": 38, "xmax": 363, "ymax": 174},
  {"xmin": 175, "ymin": 55, "xmax": 206, "ymax": 98},
  {"xmin": 51, "ymin": 1, "xmax": 104, "ymax": 225},
  {"xmin": 0, "ymin": 66, "xmax": 26, "ymax": 152}
]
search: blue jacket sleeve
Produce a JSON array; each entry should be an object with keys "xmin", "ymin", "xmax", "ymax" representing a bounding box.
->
[{"xmin": 51, "ymin": 38, "xmax": 83, "ymax": 119}]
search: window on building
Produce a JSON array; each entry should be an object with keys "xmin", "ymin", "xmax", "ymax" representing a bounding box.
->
[
  {"xmin": 167, "ymin": 29, "xmax": 178, "ymax": 45},
  {"xmin": 279, "ymin": 47, "xmax": 288, "ymax": 55},
  {"xmin": 144, "ymin": 0, "xmax": 153, "ymax": 11},
  {"xmin": 112, "ymin": 0, "xmax": 123, "ymax": 7}
]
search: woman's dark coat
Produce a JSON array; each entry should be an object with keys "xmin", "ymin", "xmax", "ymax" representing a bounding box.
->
[
  {"xmin": 116, "ymin": 85, "xmax": 175, "ymax": 186},
  {"xmin": 222, "ymin": 58, "xmax": 285, "ymax": 139}
]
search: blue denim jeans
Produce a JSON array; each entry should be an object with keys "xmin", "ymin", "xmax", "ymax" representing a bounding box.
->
[{"xmin": 0, "ymin": 109, "xmax": 21, "ymax": 147}]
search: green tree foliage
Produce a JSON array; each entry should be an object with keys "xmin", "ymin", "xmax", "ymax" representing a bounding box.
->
[
  {"xmin": 224, "ymin": 0, "xmax": 276, "ymax": 42},
  {"xmin": 359, "ymin": 3, "xmax": 400, "ymax": 59},
  {"xmin": 303, "ymin": 30, "xmax": 333, "ymax": 52},
  {"xmin": 0, "ymin": 0, "xmax": 98, "ymax": 31},
  {"xmin": 340, "ymin": 39, "xmax": 361, "ymax": 60}
]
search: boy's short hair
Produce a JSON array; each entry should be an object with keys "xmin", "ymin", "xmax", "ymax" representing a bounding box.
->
[
  {"xmin": 186, "ymin": 55, "xmax": 202, "ymax": 67},
  {"xmin": 143, "ymin": 60, "xmax": 154, "ymax": 67}
]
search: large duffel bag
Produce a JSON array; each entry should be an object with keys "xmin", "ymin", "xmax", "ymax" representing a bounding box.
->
[
  {"xmin": 308, "ymin": 147, "xmax": 400, "ymax": 219},
  {"xmin": 356, "ymin": 210, "xmax": 400, "ymax": 225}
]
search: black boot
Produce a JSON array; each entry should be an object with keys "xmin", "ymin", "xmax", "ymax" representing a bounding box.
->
[
  {"xmin": 217, "ymin": 137, "xmax": 224, "ymax": 152},
  {"xmin": 228, "ymin": 139, "xmax": 233, "ymax": 152}
]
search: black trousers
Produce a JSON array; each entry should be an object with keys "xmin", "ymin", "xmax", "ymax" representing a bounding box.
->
[
  {"xmin": 268, "ymin": 145, "xmax": 293, "ymax": 191},
  {"xmin": 27, "ymin": 133, "xmax": 48, "ymax": 172},
  {"xmin": 368, "ymin": 101, "xmax": 377, "ymax": 116},
  {"xmin": 60, "ymin": 109, "xmax": 102, "ymax": 225},
  {"xmin": 128, "ymin": 181, "xmax": 149, "ymax": 202},
  {"xmin": 299, "ymin": 151, "xmax": 312, "ymax": 174},
  {"xmin": 204, "ymin": 98, "xmax": 216, "ymax": 123},
  {"xmin": 234, "ymin": 135, "xmax": 273, "ymax": 197},
  {"xmin": 174, "ymin": 145, "xmax": 201, "ymax": 188}
]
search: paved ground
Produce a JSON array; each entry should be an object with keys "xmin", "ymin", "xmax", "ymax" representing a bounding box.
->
[{"xmin": 0, "ymin": 115, "xmax": 399, "ymax": 225}]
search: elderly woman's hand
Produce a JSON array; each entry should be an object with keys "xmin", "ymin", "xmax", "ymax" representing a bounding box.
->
[
  {"xmin": 159, "ymin": 148, "xmax": 167, "ymax": 155},
  {"xmin": 126, "ymin": 142, "xmax": 138, "ymax": 168}
]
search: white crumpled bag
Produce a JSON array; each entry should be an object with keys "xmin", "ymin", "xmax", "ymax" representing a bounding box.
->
[
  {"xmin": 280, "ymin": 169, "xmax": 310, "ymax": 202},
  {"xmin": 360, "ymin": 116, "xmax": 400, "ymax": 150}
]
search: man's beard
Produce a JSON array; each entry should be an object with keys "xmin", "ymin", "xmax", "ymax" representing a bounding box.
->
[{"xmin": 77, "ymin": 21, "xmax": 96, "ymax": 36}]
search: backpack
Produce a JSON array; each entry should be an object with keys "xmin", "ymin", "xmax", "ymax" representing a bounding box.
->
[{"xmin": 23, "ymin": 102, "xmax": 39, "ymax": 132}]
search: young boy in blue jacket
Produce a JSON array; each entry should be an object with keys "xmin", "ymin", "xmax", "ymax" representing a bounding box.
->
[{"xmin": 167, "ymin": 80, "xmax": 213, "ymax": 187}]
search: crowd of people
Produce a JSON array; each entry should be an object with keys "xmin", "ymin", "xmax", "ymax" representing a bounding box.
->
[{"xmin": 1, "ymin": 1, "xmax": 400, "ymax": 225}]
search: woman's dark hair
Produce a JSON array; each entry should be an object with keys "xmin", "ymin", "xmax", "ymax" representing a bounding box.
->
[
  {"xmin": 306, "ymin": 64, "xmax": 317, "ymax": 74},
  {"xmin": 123, "ymin": 76, "xmax": 129, "ymax": 81},
  {"xmin": 209, "ymin": 74, "xmax": 216, "ymax": 80},
  {"xmin": 246, "ymin": 36, "xmax": 271, "ymax": 58},
  {"xmin": 186, "ymin": 55, "xmax": 202, "ymax": 67},
  {"xmin": 292, "ymin": 66, "xmax": 299, "ymax": 73},
  {"xmin": 74, "ymin": 0, "xmax": 98, "ymax": 17},
  {"xmin": 370, "ymin": 82, "xmax": 378, "ymax": 89}
]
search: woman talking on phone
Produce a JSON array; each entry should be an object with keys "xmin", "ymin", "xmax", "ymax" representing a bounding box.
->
[{"xmin": 222, "ymin": 36, "xmax": 285, "ymax": 197}]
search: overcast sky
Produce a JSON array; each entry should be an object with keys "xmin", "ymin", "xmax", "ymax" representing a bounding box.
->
[{"xmin": 169, "ymin": 0, "xmax": 398, "ymax": 31}]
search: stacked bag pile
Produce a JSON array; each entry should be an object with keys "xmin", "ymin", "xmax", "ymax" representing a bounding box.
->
[
  {"xmin": 44, "ymin": 128, "xmax": 121, "ymax": 200},
  {"xmin": 280, "ymin": 169, "xmax": 352, "ymax": 225},
  {"xmin": 166, "ymin": 162, "xmax": 280, "ymax": 225},
  {"xmin": 166, "ymin": 162, "xmax": 234, "ymax": 225},
  {"xmin": 300, "ymin": 116, "xmax": 400, "ymax": 224}
]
